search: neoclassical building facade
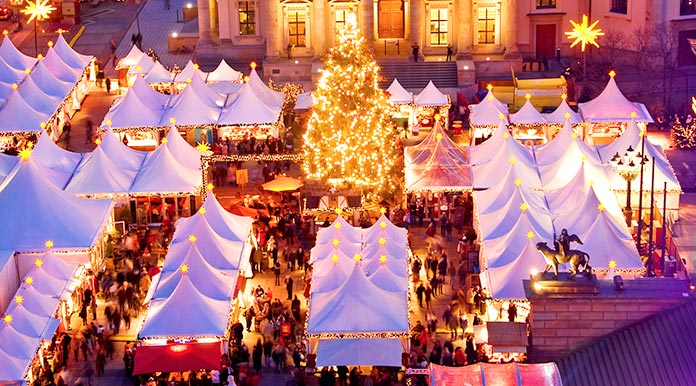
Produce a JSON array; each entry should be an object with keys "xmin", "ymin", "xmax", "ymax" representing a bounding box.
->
[{"xmin": 195, "ymin": 0, "xmax": 521, "ymax": 72}]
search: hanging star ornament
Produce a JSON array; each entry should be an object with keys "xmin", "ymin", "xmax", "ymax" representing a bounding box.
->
[
  {"xmin": 22, "ymin": 0, "xmax": 56, "ymax": 23},
  {"xmin": 565, "ymin": 14, "xmax": 604, "ymax": 52}
]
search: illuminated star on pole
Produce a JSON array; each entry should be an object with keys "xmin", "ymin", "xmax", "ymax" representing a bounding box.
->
[
  {"xmin": 22, "ymin": 0, "xmax": 55, "ymax": 23},
  {"xmin": 565, "ymin": 14, "xmax": 604, "ymax": 52}
]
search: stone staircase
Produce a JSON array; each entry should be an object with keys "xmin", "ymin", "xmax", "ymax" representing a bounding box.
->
[{"xmin": 377, "ymin": 60, "xmax": 458, "ymax": 90}]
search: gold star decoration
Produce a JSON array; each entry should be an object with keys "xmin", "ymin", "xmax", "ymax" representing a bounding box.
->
[
  {"xmin": 335, "ymin": 208, "xmax": 343, "ymax": 214},
  {"xmin": 34, "ymin": 259, "xmax": 43, "ymax": 268},
  {"xmin": 206, "ymin": 183, "xmax": 214, "ymax": 191},
  {"xmin": 15, "ymin": 295, "xmax": 23, "ymax": 305},
  {"xmin": 105, "ymin": 120, "xmax": 112, "ymax": 126},
  {"xmin": 95, "ymin": 138, "xmax": 102, "ymax": 145},
  {"xmin": 161, "ymin": 138, "xmax": 168, "ymax": 144},
  {"xmin": 19, "ymin": 148, "xmax": 32, "ymax": 161},
  {"xmin": 334, "ymin": 222, "xmax": 342, "ymax": 230},
  {"xmin": 196, "ymin": 142, "xmax": 210, "ymax": 153},
  {"xmin": 44, "ymin": 240, "xmax": 54, "ymax": 249},
  {"xmin": 565, "ymin": 14, "xmax": 604, "ymax": 52},
  {"xmin": 198, "ymin": 207, "xmax": 207, "ymax": 215},
  {"xmin": 378, "ymin": 237, "xmax": 386, "ymax": 245},
  {"xmin": 380, "ymin": 221, "xmax": 387, "ymax": 229},
  {"xmin": 580, "ymin": 155, "xmax": 586, "ymax": 162},
  {"xmin": 22, "ymin": 0, "xmax": 56, "ymax": 23},
  {"xmin": 379, "ymin": 255, "xmax": 387, "ymax": 264},
  {"xmin": 514, "ymin": 179, "xmax": 521, "ymax": 186},
  {"xmin": 353, "ymin": 254, "xmax": 362, "ymax": 262},
  {"xmin": 332, "ymin": 239, "xmax": 340, "ymax": 247},
  {"xmin": 486, "ymin": 84, "xmax": 493, "ymax": 91},
  {"xmin": 25, "ymin": 276, "xmax": 34, "ymax": 285},
  {"xmin": 188, "ymin": 235, "xmax": 197, "ymax": 243},
  {"xmin": 597, "ymin": 203, "xmax": 605, "ymax": 211},
  {"xmin": 571, "ymin": 132, "xmax": 578, "ymax": 139},
  {"xmin": 3, "ymin": 315, "xmax": 12, "ymax": 324},
  {"xmin": 180, "ymin": 264, "xmax": 189, "ymax": 273},
  {"xmin": 11, "ymin": 83, "xmax": 18, "ymax": 90},
  {"xmin": 561, "ymin": 93, "xmax": 567, "ymax": 101},
  {"xmin": 169, "ymin": 118, "xmax": 176, "ymax": 124},
  {"xmin": 608, "ymin": 260, "xmax": 617, "ymax": 269},
  {"xmin": 526, "ymin": 231, "xmax": 535, "ymax": 239},
  {"xmin": 379, "ymin": 207, "xmax": 387, "ymax": 215},
  {"xmin": 564, "ymin": 112, "xmax": 571, "ymax": 119},
  {"xmin": 436, "ymin": 133, "xmax": 443, "ymax": 140},
  {"xmin": 250, "ymin": 61, "xmax": 257, "ymax": 69},
  {"xmin": 499, "ymin": 113, "xmax": 505, "ymax": 121},
  {"xmin": 331, "ymin": 254, "xmax": 339, "ymax": 262},
  {"xmin": 630, "ymin": 111, "xmax": 637, "ymax": 119},
  {"xmin": 509, "ymin": 156, "xmax": 516, "ymax": 164},
  {"xmin": 193, "ymin": 63, "xmax": 199, "ymax": 69},
  {"xmin": 47, "ymin": 40, "xmax": 53, "ymax": 47},
  {"xmin": 503, "ymin": 132, "xmax": 509, "ymax": 139},
  {"xmin": 520, "ymin": 203, "xmax": 528, "ymax": 212}
]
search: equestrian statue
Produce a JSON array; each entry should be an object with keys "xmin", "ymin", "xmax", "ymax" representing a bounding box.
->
[{"xmin": 535, "ymin": 229, "xmax": 592, "ymax": 279}]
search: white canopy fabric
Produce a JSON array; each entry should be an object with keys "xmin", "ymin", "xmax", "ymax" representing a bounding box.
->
[
  {"xmin": 0, "ymin": 153, "xmax": 17, "ymax": 183},
  {"xmin": 161, "ymin": 82, "xmax": 222, "ymax": 127},
  {"xmin": 155, "ymin": 250, "xmax": 235, "ymax": 300},
  {"xmin": 98, "ymin": 127, "xmax": 148, "ymax": 171},
  {"xmin": 163, "ymin": 126, "xmax": 201, "ymax": 170},
  {"xmin": 129, "ymin": 141, "xmax": 201, "ymax": 195},
  {"xmin": 101, "ymin": 86, "xmax": 165, "ymax": 130},
  {"xmin": 404, "ymin": 122, "xmax": 472, "ymax": 191},
  {"xmin": 28, "ymin": 60, "xmax": 74, "ymax": 99},
  {"xmin": 33, "ymin": 129, "xmax": 83, "ymax": 179},
  {"xmin": 208, "ymin": 81, "xmax": 243, "ymax": 96},
  {"xmin": 315, "ymin": 216, "xmax": 362, "ymax": 246},
  {"xmin": 0, "ymin": 36, "xmax": 37, "ymax": 72},
  {"xmin": 0, "ymin": 57, "xmax": 27, "ymax": 84},
  {"xmin": 128, "ymin": 53, "xmax": 157, "ymax": 77},
  {"xmin": 414, "ymin": 81, "xmax": 449, "ymax": 106},
  {"xmin": 52, "ymin": 34, "xmax": 93, "ymax": 71},
  {"xmin": 0, "ymin": 156, "xmax": 113, "ymax": 252},
  {"xmin": 316, "ymin": 339, "xmax": 404, "ymax": 367},
  {"xmin": 182, "ymin": 72, "xmax": 227, "ymax": 107},
  {"xmin": 544, "ymin": 99, "xmax": 582, "ymax": 125},
  {"xmin": 294, "ymin": 92, "xmax": 314, "ymax": 110},
  {"xmin": 130, "ymin": 76, "xmax": 170, "ymax": 112},
  {"xmin": 0, "ymin": 90, "xmax": 51, "ymax": 134},
  {"xmin": 509, "ymin": 99, "xmax": 546, "ymax": 125},
  {"xmin": 480, "ymin": 238, "xmax": 547, "ymax": 300},
  {"xmin": 42, "ymin": 49, "xmax": 82, "ymax": 84},
  {"xmin": 174, "ymin": 60, "xmax": 207, "ymax": 83},
  {"xmin": 479, "ymin": 90, "xmax": 508, "ymax": 112},
  {"xmin": 218, "ymin": 83, "xmax": 282, "ymax": 126},
  {"xmin": 309, "ymin": 243, "xmax": 361, "ymax": 268},
  {"xmin": 65, "ymin": 145, "xmax": 138, "ymax": 195},
  {"xmin": 468, "ymin": 122, "xmax": 513, "ymax": 165},
  {"xmin": 166, "ymin": 228, "xmax": 245, "ymax": 272},
  {"xmin": 174, "ymin": 191, "xmax": 253, "ymax": 243},
  {"xmin": 117, "ymin": 45, "xmax": 145, "ymax": 69},
  {"xmin": 143, "ymin": 61, "xmax": 174, "ymax": 83},
  {"xmin": 386, "ymin": 79, "xmax": 413, "ymax": 105},
  {"xmin": 16, "ymin": 75, "xmax": 62, "ymax": 116},
  {"xmin": 247, "ymin": 69, "xmax": 285, "ymax": 109},
  {"xmin": 207, "ymin": 59, "xmax": 242, "ymax": 83},
  {"xmin": 578, "ymin": 76, "xmax": 653, "ymax": 123},
  {"xmin": 470, "ymin": 130, "xmax": 540, "ymax": 189},
  {"xmin": 470, "ymin": 100, "xmax": 508, "ymax": 127}
]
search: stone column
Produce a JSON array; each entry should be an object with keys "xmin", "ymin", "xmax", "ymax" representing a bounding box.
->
[
  {"xmin": 457, "ymin": 0, "xmax": 472, "ymax": 58},
  {"xmin": 266, "ymin": 0, "xmax": 280, "ymax": 57},
  {"xmin": 505, "ymin": 0, "xmax": 519, "ymax": 57},
  {"xmin": 197, "ymin": 0, "xmax": 212, "ymax": 44},
  {"xmin": 361, "ymin": 0, "xmax": 375, "ymax": 42},
  {"xmin": 410, "ymin": 0, "xmax": 423, "ymax": 46},
  {"xmin": 314, "ymin": 0, "xmax": 327, "ymax": 56},
  {"xmin": 209, "ymin": 0, "xmax": 219, "ymax": 40}
]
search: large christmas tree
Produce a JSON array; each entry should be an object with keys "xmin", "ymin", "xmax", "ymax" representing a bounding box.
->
[{"xmin": 302, "ymin": 15, "xmax": 401, "ymax": 200}]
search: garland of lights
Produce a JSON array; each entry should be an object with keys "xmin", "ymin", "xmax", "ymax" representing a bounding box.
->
[{"xmin": 671, "ymin": 118, "xmax": 696, "ymax": 149}]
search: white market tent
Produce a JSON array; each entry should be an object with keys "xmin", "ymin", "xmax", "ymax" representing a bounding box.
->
[
  {"xmin": 414, "ymin": 81, "xmax": 449, "ymax": 106},
  {"xmin": 0, "ymin": 90, "xmax": 52, "ymax": 134},
  {"xmin": 386, "ymin": 79, "xmax": 413, "ymax": 105},
  {"xmin": 294, "ymin": 92, "xmax": 314, "ymax": 110},
  {"xmin": 129, "ymin": 140, "xmax": 202, "ymax": 195},
  {"xmin": 42, "ymin": 49, "xmax": 83, "ymax": 84},
  {"xmin": 0, "ymin": 36, "xmax": 37, "ymax": 72},
  {"xmin": 0, "ymin": 249, "xmax": 18, "ymax": 313},
  {"xmin": 509, "ymin": 98, "xmax": 546, "ymax": 126},
  {"xmin": 0, "ymin": 155, "xmax": 113, "ymax": 252},
  {"xmin": 143, "ymin": 61, "xmax": 174, "ymax": 83},
  {"xmin": 98, "ymin": 127, "xmax": 148, "ymax": 171},
  {"xmin": 0, "ymin": 57, "xmax": 27, "ymax": 84},
  {"xmin": 52, "ymin": 34, "xmax": 93, "ymax": 71},
  {"xmin": 32, "ymin": 129, "xmax": 83, "ymax": 186},
  {"xmin": 404, "ymin": 122, "xmax": 472, "ymax": 191},
  {"xmin": 29, "ymin": 60, "xmax": 75, "ymax": 99},
  {"xmin": 247, "ymin": 68, "xmax": 285, "ymax": 110},
  {"xmin": 0, "ymin": 153, "xmax": 18, "ymax": 184},
  {"xmin": 207, "ymin": 59, "xmax": 242, "ymax": 83},
  {"xmin": 544, "ymin": 98, "xmax": 582, "ymax": 125},
  {"xmin": 470, "ymin": 101, "xmax": 508, "ymax": 128},
  {"xmin": 174, "ymin": 60, "xmax": 208, "ymax": 83},
  {"xmin": 218, "ymin": 83, "xmax": 281, "ymax": 126},
  {"xmin": 64, "ymin": 144, "xmax": 138, "ymax": 196},
  {"xmin": 162, "ymin": 124, "xmax": 202, "ymax": 170},
  {"xmin": 117, "ymin": 45, "xmax": 145, "ymax": 69},
  {"xmin": 101, "ymin": 84, "xmax": 166, "ymax": 130},
  {"xmin": 16, "ymin": 75, "xmax": 63, "ymax": 116},
  {"xmin": 161, "ymin": 80, "xmax": 222, "ymax": 127},
  {"xmin": 578, "ymin": 74, "xmax": 653, "ymax": 123},
  {"xmin": 127, "ymin": 53, "xmax": 157, "ymax": 78}
]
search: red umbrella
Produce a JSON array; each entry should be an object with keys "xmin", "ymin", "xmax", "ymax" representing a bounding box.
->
[{"xmin": 227, "ymin": 204, "xmax": 259, "ymax": 217}]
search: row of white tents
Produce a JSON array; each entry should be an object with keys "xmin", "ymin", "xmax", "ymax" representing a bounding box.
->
[
  {"xmin": 0, "ymin": 34, "xmax": 93, "ymax": 135},
  {"xmin": 118, "ymin": 45, "xmax": 243, "ymax": 84},
  {"xmin": 102, "ymin": 68, "xmax": 284, "ymax": 132},
  {"xmin": 306, "ymin": 214, "xmax": 409, "ymax": 367},
  {"xmin": 134, "ymin": 191, "xmax": 253, "ymax": 374}
]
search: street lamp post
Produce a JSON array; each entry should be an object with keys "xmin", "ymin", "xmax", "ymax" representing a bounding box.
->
[
  {"xmin": 21, "ymin": 0, "xmax": 55, "ymax": 57},
  {"xmin": 609, "ymin": 146, "xmax": 645, "ymax": 227}
]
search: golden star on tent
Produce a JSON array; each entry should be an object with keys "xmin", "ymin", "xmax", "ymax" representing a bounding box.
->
[
  {"xmin": 503, "ymin": 132, "xmax": 509, "ymax": 138},
  {"xmin": 22, "ymin": 0, "xmax": 56, "ymax": 23},
  {"xmin": 180, "ymin": 264, "xmax": 189, "ymax": 273},
  {"xmin": 378, "ymin": 237, "xmax": 386, "ymax": 245},
  {"xmin": 193, "ymin": 63, "xmax": 200, "ymax": 69},
  {"xmin": 206, "ymin": 183, "xmax": 214, "ymax": 191},
  {"xmin": 514, "ymin": 179, "xmax": 521, "ymax": 186},
  {"xmin": 565, "ymin": 14, "xmax": 604, "ymax": 52},
  {"xmin": 95, "ymin": 138, "xmax": 102, "ymax": 145},
  {"xmin": 250, "ymin": 61, "xmax": 258, "ymax": 69},
  {"xmin": 571, "ymin": 132, "xmax": 578, "ymax": 139},
  {"xmin": 3, "ymin": 315, "xmax": 12, "ymax": 324},
  {"xmin": 379, "ymin": 207, "xmax": 387, "ymax": 214},
  {"xmin": 526, "ymin": 231, "xmax": 535, "ymax": 239},
  {"xmin": 336, "ymin": 208, "xmax": 343, "ymax": 214},
  {"xmin": 197, "ymin": 142, "xmax": 210, "ymax": 153},
  {"xmin": 520, "ymin": 203, "xmax": 528, "ymax": 212},
  {"xmin": 25, "ymin": 276, "xmax": 34, "ymax": 285},
  {"xmin": 588, "ymin": 180, "xmax": 594, "ymax": 186},
  {"xmin": 332, "ymin": 239, "xmax": 340, "ymax": 247},
  {"xmin": 105, "ymin": 120, "xmax": 112, "ymax": 127},
  {"xmin": 186, "ymin": 78, "xmax": 192, "ymax": 83},
  {"xmin": 597, "ymin": 203, "xmax": 605, "ymax": 211},
  {"xmin": 486, "ymin": 84, "xmax": 493, "ymax": 91},
  {"xmin": 436, "ymin": 133, "xmax": 443, "ymax": 140},
  {"xmin": 509, "ymin": 156, "xmax": 516, "ymax": 164},
  {"xmin": 334, "ymin": 222, "xmax": 342, "ymax": 230},
  {"xmin": 379, "ymin": 255, "xmax": 387, "ymax": 264},
  {"xmin": 331, "ymin": 254, "xmax": 339, "ymax": 262},
  {"xmin": 608, "ymin": 260, "xmax": 617, "ymax": 269},
  {"xmin": 34, "ymin": 259, "xmax": 43, "ymax": 268},
  {"xmin": 161, "ymin": 138, "xmax": 168, "ymax": 144},
  {"xmin": 170, "ymin": 118, "xmax": 176, "ymax": 124},
  {"xmin": 499, "ymin": 113, "xmax": 505, "ymax": 121},
  {"xmin": 380, "ymin": 221, "xmax": 387, "ymax": 229},
  {"xmin": 188, "ymin": 235, "xmax": 197, "ymax": 243},
  {"xmin": 15, "ymin": 296, "xmax": 23, "ymax": 305},
  {"xmin": 580, "ymin": 155, "xmax": 586, "ymax": 162},
  {"xmin": 11, "ymin": 83, "xmax": 17, "ymax": 90},
  {"xmin": 44, "ymin": 240, "xmax": 54, "ymax": 249},
  {"xmin": 199, "ymin": 207, "xmax": 207, "ymax": 215},
  {"xmin": 353, "ymin": 254, "xmax": 362, "ymax": 262},
  {"xmin": 47, "ymin": 40, "xmax": 53, "ymax": 47},
  {"xmin": 19, "ymin": 148, "xmax": 32, "ymax": 161}
]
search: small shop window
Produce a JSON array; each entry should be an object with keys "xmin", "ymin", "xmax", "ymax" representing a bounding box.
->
[
  {"xmin": 477, "ymin": 7, "xmax": 496, "ymax": 44},
  {"xmin": 239, "ymin": 1, "xmax": 256, "ymax": 35},
  {"xmin": 536, "ymin": 0, "xmax": 556, "ymax": 9},
  {"xmin": 335, "ymin": 9, "xmax": 348, "ymax": 32},
  {"xmin": 289, "ymin": 10, "xmax": 307, "ymax": 47},
  {"xmin": 610, "ymin": 0, "xmax": 628, "ymax": 14},
  {"xmin": 430, "ymin": 8, "xmax": 448, "ymax": 46}
]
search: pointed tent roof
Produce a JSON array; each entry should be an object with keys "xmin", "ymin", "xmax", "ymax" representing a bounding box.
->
[
  {"xmin": 65, "ymin": 145, "xmax": 138, "ymax": 195},
  {"xmin": 316, "ymin": 215, "xmax": 362, "ymax": 245},
  {"xmin": 143, "ymin": 61, "xmax": 174, "ymax": 83},
  {"xmin": 307, "ymin": 265, "xmax": 408, "ymax": 334},
  {"xmin": 385, "ymin": 79, "xmax": 413, "ymax": 104},
  {"xmin": 480, "ymin": 214, "xmax": 554, "ymax": 268},
  {"xmin": 207, "ymin": 59, "xmax": 243, "ymax": 83},
  {"xmin": 578, "ymin": 76, "xmax": 653, "ymax": 123},
  {"xmin": 544, "ymin": 99, "xmax": 582, "ymax": 125},
  {"xmin": 130, "ymin": 76, "xmax": 170, "ymax": 111},
  {"xmin": 480, "ymin": 89, "xmax": 509, "ymax": 112},
  {"xmin": 155, "ymin": 252, "xmax": 234, "ymax": 301},
  {"xmin": 367, "ymin": 264, "xmax": 407, "ymax": 292},
  {"xmin": 163, "ymin": 127, "xmax": 201, "ymax": 169},
  {"xmin": 208, "ymin": 81, "xmax": 243, "ymax": 96},
  {"xmin": 139, "ymin": 278, "xmax": 231, "ymax": 338},
  {"xmin": 0, "ymin": 156, "xmax": 113, "ymax": 251},
  {"xmin": 52, "ymin": 34, "xmax": 92, "ymax": 70},
  {"xmin": 32, "ymin": 130, "xmax": 82, "ymax": 177},
  {"xmin": 311, "ymin": 254, "xmax": 355, "ymax": 290},
  {"xmin": 16, "ymin": 74, "xmax": 62, "ymax": 115},
  {"xmin": 316, "ymin": 338, "xmax": 404, "ymax": 367},
  {"xmin": 174, "ymin": 60, "xmax": 207, "ymax": 82},
  {"xmin": 117, "ymin": 45, "xmax": 145, "ymax": 69},
  {"xmin": 310, "ymin": 242, "xmax": 361, "ymax": 266},
  {"xmin": 510, "ymin": 98, "xmax": 546, "ymax": 125},
  {"xmin": 99, "ymin": 127, "xmax": 148, "ymax": 171},
  {"xmin": 218, "ymin": 83, "xmax": 281, "ymax": 126},
  {"xmin": 473, "ymin": 168, "xmax": 547, "ymax": 214},
  {"xmin": 414, "ymin": 81, "xmax": 449, "ymax": 106},
  {"xmin": 547, "ymin": 177, "xmax": 625, "ymax": 229},
  {"xmin": 174, "ymin": 191, "xmax": 252, "ymax": 242},
  {"xmin": 472, "ymin": 158, "xmax": 542, "ymax": 190},
  {"xmin": 27, "ymin": 60, "xmax": 74, "ymax": 98},
  {"xmin": 0, "ymin": 152, "xmax": 18, "ymax": 183},
  {"xmin": 481, "ymin": 238, "xmax": 547, "ymax": 299},
  {"xmin": 247, "ymin": 68, "xmax": 285, "ymax": 109},
  {"xmin": 361, "ymin": 247, "xmax": 408, "ymax": 278},
  {"xmin": 127, "ymin": 53, "xmax": 157, "ymax": 76},
  {"xmin": 468, "ymin": 121, "xmax": 512, "ymax": 164},
  {"xmin": 183, "ymin": 72, "xmax": 227, "ymax": 107},
  {"xmin": 0, "ymin": 90, "xmax": 51, "ymax": 134},
  {"xmin": 41, "ymin": 49, "xmax": 82, "ymax": 83},
  {"xmin": 166, "ymin": 222, "xmax": 245, "ymax": 271},
  {"xmin": 479, "ymin": 205, "xmax": 554, "ymax": 244},
  {"xmin": 101, "ymin": 86, "xmax": 165, "ymax": 130},
  {"xmin": 129, "ymin": 143, "xmax": 201, "ymax": 195},
  {"xmin": 0, "ymin": 57, "xmax": 27, "ymax": 84},
  {"xmin": 0, "ymin": 36, "xmax": 37, "ymax": 72},
  {"xmin": 161, "ymin": 82, "xmax": 222, "ymax": 127},
  {"xmin": 470, "ymin": 100, "xmax": 508, "ymax": 127},
  {"xmin": 362, "ymin": 215, "xmax": 408, "ymax": 244},
  {"xmin": 294, "ymin": 91, "xmax": 314, "ymax": 110}
]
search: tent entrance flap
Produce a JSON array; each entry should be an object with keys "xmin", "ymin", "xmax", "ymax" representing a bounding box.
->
[{"xmin": 133, "ymin": 341, "xmax": 221, "ymax": 374}]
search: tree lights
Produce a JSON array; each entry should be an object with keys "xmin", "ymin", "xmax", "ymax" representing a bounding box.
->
[{"xmin": 302, "ymin": 14, "xmax": 400, "ymax": 200}]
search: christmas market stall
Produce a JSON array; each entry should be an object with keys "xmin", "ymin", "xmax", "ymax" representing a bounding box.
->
[
  {"xmin": 508, "ymin": 94, "xmax": 547, "ymax": 146},
  {"xmin": 305, "ymin": 214, "xmax": 409, "ymax": 368},
  {"xmin": 116, "ymin": 45, "xmax": 146, "ymax": 87},
  {"xmin": 217, "ymin": 82, "xmax": 282, "ymax": 140},
  {"xmin": 134, "ymin": 191, "xmax": 253, "ymax": 374},
  {"xmin": 0, "ymin": 249, "xmax": 18, "ymax": 313},
  {"xmin": 543, "ymin": 95, "xmax": 583, "ymax": 139},
  {"xmin": 578, "ymin": 71, "xmax": 653, "ymax": 145},
  {"xmin": 173, "ymin": 60, "xmax": 209, "ymax": 84},
  {"xmin": 31, "ymin": 128, "xmax": 84, "ymax": 189},
  {"xmin": 385, "ymin": 78, "xmax": 413, "ymax": 130},
  {"xmin": 206, "ymin": 59, "xmax": 243, "ymax": 83},
  {"xmin": 468, "ymin": 89, "xmax": 509, "ymax": 145},
  {"xmin": 412, "ymin": 81, "xmax": 450, "ymax": 131}
]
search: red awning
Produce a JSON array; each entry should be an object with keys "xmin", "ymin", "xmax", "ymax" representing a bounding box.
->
[{"xmin": 133, "ymin": 341, "xmax": 222, "ymax": 374}]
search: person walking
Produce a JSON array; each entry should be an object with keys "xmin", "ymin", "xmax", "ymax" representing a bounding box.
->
[{"xmin": 285, "ymin": 276, "xmax": 294, "ymax": 300}]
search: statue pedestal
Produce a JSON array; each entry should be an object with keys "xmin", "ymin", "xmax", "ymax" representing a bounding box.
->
[{"xmin": 528, "ymin": 272, "xmax": 599, "ymax": 297}]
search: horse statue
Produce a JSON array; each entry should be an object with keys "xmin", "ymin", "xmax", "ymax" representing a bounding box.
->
[{"xmin": 536, "ymin": 242, "xmax": 592, "ymax": 279}]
